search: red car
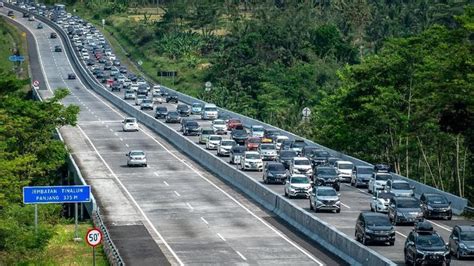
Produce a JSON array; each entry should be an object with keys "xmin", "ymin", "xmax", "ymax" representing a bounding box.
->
[
  {"xmin": 227, "ymin": 118, "xmax": 243, "ymax": 131},
  {"xmin": 245, "ymin": 137, "xmax": 261, "ymax": 151}
]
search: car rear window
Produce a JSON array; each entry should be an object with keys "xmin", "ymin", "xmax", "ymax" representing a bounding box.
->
[{"xmin": 268, "ymin": 164, "xmax": 285, "ymax": 171}]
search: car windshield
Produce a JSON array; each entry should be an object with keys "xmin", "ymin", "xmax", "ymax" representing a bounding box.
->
[
  {"xmin": 358, "ymin": 167, "xmax": 374, "ymax": 174},
  {"xmin": 142, "ymin": 99, "xmax": 152, "ymax": 104},
  {"xmin": 376, "ymin": 174, "xmax": 391, "ymax": 181},
  {"xmin": 168, "ymin": 112, "xmax": 179, "ymax": 117},
  {"xmin": 137, "ymin": 95, "xmax": 146, "ymax": 99},
  {"xmin": 233, "ymin": 147, "xmax": 246, "ymax": 154},
  {"xmin": 397, "ymin": 199, "xmax": 419, "ymax": 208},
  {"xmin": 294, "ymin": 160, "xmax": 310, "ymax": 165},
  {"xmin": 392, "ymin": 182, "xmax": 411, "ymax": 190},
  {"xmin": 280, "ymin": 151, "xmax": 298, "ymax": 158},
  {"xmin": 252, "ymin": 127, "xmax": 264, "ymax": 132},
  {"xmin": 317, "ymin": 189, "xmax": 337, "ymax": 196},
  {"xmin": 246, "ymin": 153, "xmax": 261, "ymax": 159},
  {"xmin": 366, "ymin": 216, "xmax": 391, "ymax": 227},
  {"xmin": 233, "ymin": 130, "xmax": 247, "ymax": 136},
  {"xmin": 377, "ymin": 192, "xmax": 393, "ymax": 200},
  {"xmin": 187, "ymin": 122, "xmax": 199, "ymax": 127},
  {"xmin": 416, "ymin": 234, "xmax": 445, "ymax": 248},
  {"xmin": 205, "ymin": 107, "xmax": 217, "ymax": 112},
  {"xmin": 124, "ymin": 119, "xmax": 136, "ymax": 123},
  {"xmin": 125, "ymin": 90, "xmax": 134, "ymax": 94},
  {"xmin": 260, "ymin": 144, "xmax": 275, "ymax": 150},
  {"xmin": 192, "ymin": 103, "xmax": 202, "ymax": 108},
  {"xmin": 201, "ymin": 130, "xmax": 214, "ymax": 135},
  {"xmin": 317, "ymin": 168, "xmax": 337, "ymax": 175},
  {"xmin": 209, "ymin": 136, "xmax": 222, "ymax": 141},
  {"xmin": 315, "ymin": 151, "xmax": 330, "ymax": 157},
  {"xmin": 277, "ymin": 138, "xmax": 289, "ymax": 143},
  {"xmin": 229, "ymin": 119, "xmax": 241, "ymax": 123},
  {"xmin": 338, "ymin": 163, "xmax": 353, "ymax": 169},
  {"xmin": 291, "ymin": 177, "xmax": 309, "ymax": 184},
  {"xmin": 427, "ymin": 195, "xmax": 448, "ymax": 204},
  {"xmin": 156, "ymin": 107, "xmax": 167, "ymax": 112},
  {"xmin": 213, "ymin": 120, "xmax": 225, "ymax": 125},
  {"xmin": 268, "ymin": 164, "xmax": 285, "ymax": 171},
  {"xmin": 221, "ymin": 141, "xmax": 235, "ymax": 146},
  {"xmin": 265, "ymin": 130, "xmax": 279, "ymax": 136},
  {"xmin": 292, "ymin": 141, "xmax": 306, "ymax": 148},
  {"xmin": 130, "ymin": 151, "xmax": 144, "ymax": 156},
  {"xmin": 460, "ymin": 231, "xmax": 474, "ymax": 241},
  {"xmin": 248, "ymin": 138, "xmax": 261, "ymax": 143},
  {"xmin": 178, "ymin": 105, "xmax": 189, "ymax": 110}
]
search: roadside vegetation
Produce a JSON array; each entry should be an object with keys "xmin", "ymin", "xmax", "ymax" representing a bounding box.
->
[
  {"xmin": 0, "ymin": 17, "xmax": 29, "ymax": 79},
  {"xmin": 56, "ymin": 0, "xmax": 473, "ymax": 203}
]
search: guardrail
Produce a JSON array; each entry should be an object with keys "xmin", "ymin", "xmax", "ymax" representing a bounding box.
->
[
  {"xmin": 21, "ymin": 14, "xmax": 125, "ymax": 265},
  {"xmin": 20, "ymin": 6, "xmax": 398, "ymax": 265}
]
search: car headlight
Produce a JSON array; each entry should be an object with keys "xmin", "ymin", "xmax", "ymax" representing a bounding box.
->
[
  {"xmin": 267, "ymin": 173, "xmax": 274, "ymax": 177},
  {"xmin": 365, "ymin": 228, "xmax": 374, "ymax": 233},
  {"xmin": 427, "ymin": 205, "xmax": 433, "ymax": 210},
  {"xmin": 459, "ymin": 243, "xmax": 467, "ymax": 249},
  {"xmin": 396, "ymin": 212, "xmax": 404, "ymax": 217},
  {"xmin": 290, "ymin": 185, "xmax": 297, "ymax": 190}
]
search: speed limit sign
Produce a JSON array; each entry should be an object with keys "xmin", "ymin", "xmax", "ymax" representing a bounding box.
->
[{"xmin": 86, "ymin": 228, "xmax": 102, "ymax": 247}]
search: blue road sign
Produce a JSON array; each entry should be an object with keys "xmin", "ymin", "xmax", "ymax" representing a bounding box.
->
[
  {"xmin": 8, "ymin": 55, "xmax": 25, "ymax": 62},
  {"xmin": 23, "ymin": 185, "xmax": 91, "ymax": 204}
]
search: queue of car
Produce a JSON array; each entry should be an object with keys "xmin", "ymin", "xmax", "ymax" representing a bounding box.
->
[{"xmin": 17, "ymin": 1, "xmax": 471, "ymax": 264}]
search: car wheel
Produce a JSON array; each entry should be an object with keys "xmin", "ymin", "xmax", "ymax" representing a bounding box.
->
[
  {"xmin": 362, "ymin": 234, "xmax": 367, "ymax": 245},
  {"xmin": 389, "ymin": 240, "xmax": 395, "ymax": 246},
  {"xmin": 404, "ymin": 251, "xmax": 412, "ymax": 266},
  {"xmin": 284, "ymin": 189, "xmax": 288, "ymax": 197},
  {"xmin": 263, "ymin": 178, "xmax": 268, "ymax": 184},
  {"xmin": 368, "ymin": 187, "xmax": 372, "ymax": 193},
  {"xmin": 392, "ymin": 215, "xmax": 397, "ymax": 226},
  {"xmin": 336, "ymin": 209, "xmax": 341, "ymax": 213},
  {"xmin": 456, "ymin": 249, "xmax": 462, "ymax": 260},
  {"xmin": 447, "ymin": 215, "xmax": 452, "ymax": 221},
  {"xmin": 370, "ymin": 205, "xmax": 374, "ymax": 212}
]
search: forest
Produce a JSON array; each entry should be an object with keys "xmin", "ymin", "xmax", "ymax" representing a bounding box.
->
[{"xmin": 52, "ymin": 0, "xmax": 473, "ymax": 203}]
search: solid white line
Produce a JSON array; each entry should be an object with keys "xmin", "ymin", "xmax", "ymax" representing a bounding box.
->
[
  {"xmin": 396, "ymin": 231, "xmax": 407, "ymax": 238},
  {"xmin": 75, "ymin": 125, "xmax": 184, "ymax": 265},
  {"xmin": 109, "ymin": 128, "xmax": 113, "ymax": 132},
  {"xmin": 163, "ymin": 181, "xmax": 169, "ymax": 186},
  {"xmin": 236, "ymin": 251, "xmax": 247, "ymax": 261},
  {"xmin": 428, "ymin": 220, "xmax": 452, "ymax": 232},
  {"xmin": 200, "ymin": 217, "xmax": 209, "ymax": 225},
  {"xmin": 341, "ymin": 202, "xmax": 351, "ymax": 209},
  {"xmin": 153, "ymin": 172, "xmax": 158, "ymax": 176},
  {"xmin": 186, "ymin": 203, "xmax": 194, "ymax": 210},
  {"xmin": 174, "ymin": 191, "xmax": 181, "ymax": 197},
  {"xmin": 125, "ymin": 144, "xmax": 129, "ymax": 147},
  {"xmin": 217, "ymin": 233, "xmax": 226, "ymax": 241},
  {"xmin": 120, "ymin": 138, "xmax": 123, "ymax": 141}
]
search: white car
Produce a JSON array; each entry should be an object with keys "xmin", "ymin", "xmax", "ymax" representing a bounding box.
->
[
  {"xmin": 250, "ymin": 125, "xmax": 265, "ymax": 138},
  {"xmin": 368, "ymin": 172, "xmax": 393, "ymax": 194},
  {"xmin": 212, "ymin": 119, "xmax": 227, "ymax": 134},
  {"xmin": 217, "ymin": 139, "xmax": 236, "ymax": 157},
  {"xmin": 370, "ymin": 191, "xmax": 395, "ymax": 213},
  {"xmin": 135, "ymin": 94, "xmax": 146, "ymax": 105},
  {"xmin": 206, "ymin": 135, "xmax": 222, "ymax": 150},
  {"xmin": 201, "ymin": 103, "xmax": 218, "ymax": 120},
  {"xmin": 275, "ymin": 135, "xmax": 289, "ymax": 150},
  {"xmin": 240, "ymin": 151, "xmax": 263, "ymax": 171},
  {"xmin": 122, "ymin": 117, "xmax": 139, "ymax": 132},
  {"xmin": 258, "ymin": 143, "xmax": 277, "ymax": 160},
  {"xmin": 126, "ymin": 150, "xmax": 147, "ymax": 167},
  {"xmin": 335, "ymin": 160, "xmax": 354, "ymax": 182},
  {"xmin": 290, "ymin": 157, "xmax": 313, "ymax": 177},
  {"xmin": 284, "ymin": 174, "xmax": 312, "ymax": 198},
  {"xmin": 385, "ymin": 179, "xmax": 414, "ymax": 197}
]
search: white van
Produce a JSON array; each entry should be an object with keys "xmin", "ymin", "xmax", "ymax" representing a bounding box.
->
[
  {"xmin": 335, "ymin": 160, "xmax": 354, "ymax": 183},
  {"xmin": 201, "ymin": 104, "xmax": 218, "ymax": 120}
]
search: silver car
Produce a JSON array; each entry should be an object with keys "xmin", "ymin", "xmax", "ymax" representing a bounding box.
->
[
  {"xmin": 135, "ymin": 94, "xmax": 146, "ymax": 105},
  {"xmin": 284, "ymin": 174, "xmax": 312, "ymax": 198},
  {"xmin": 140, "ymin": 98, "xmax": 154, "ymax": 110},
  {"xmin": 385, "ymin": 180, "xmax": 414, "ymax": 197},
  {"xmin": 258, "ymin": 143, "xmax": 277, "ymax": 160},
  {"xmin": 199, "ymin": 127, "xmax": 215, "ymax": 144},
  {"xmin": 217, "ymin": 139, "xmax": 236, "ymax": 157},
  {"xmin": 309, "ymin": 186, "xmax": 341, "ymax": 213},
  {"xmin": 126, "ymin": 150, "xmax": 147, "ymax": 167},
  {"xmin": 124, "ymin": 89, "xmax": 136, "ymax": 100}
]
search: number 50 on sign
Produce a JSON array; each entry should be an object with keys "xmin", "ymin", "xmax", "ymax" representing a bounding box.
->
[{"xmin": 86, "ymin": 228, "xmax": 102, "ymax": 247}]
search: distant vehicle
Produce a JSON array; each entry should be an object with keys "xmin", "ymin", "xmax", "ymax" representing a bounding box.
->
[
  {"xmin": 140, "ymin": 98, "xmax": 154, "ymax": 110},
  {"xmin": 309, "ymin": 186, "xmax": 340, "ymax": 212},
  {"xmin": 275, "ymin": 135, "xmax": 289, "ymax": 150},
  {"xmin": 258, "ymin": 143, "xmax": 277, "ymax": 161},
  {"xmin": 290, "ymin": 157, "xmax": 313, "ymax": 178},
  {"xmin": 404, "ymin": 221, "xmax": 450, "ymax": 265},
  {"xmin": 263, "ymin": 162, "xmax": 287, "ymax": 184},
  {"xmin": 420, "ymin": 193, "xmax": 452, "ymax": 220},
  {"xmin": 206, "ymin": 135, "xmax": 222, "ymax": 150},
  {"xmin": 250, "ymin": 125, "xmax": 265, "ymax": 138},
  {"xmin": 110, "ymin": 83, "xmax": 121, "ymax": 92},
  {"xmin": 301, "ymin": 146, "xmax": 319, "ymax": 159},
  {"xmin": 122, "ymin": 117, "xmax": 139, "ymax": 132},
  {"xmin": 123, "ymin": 89, "xmax": 135, "ymax": 100},
  {"xmin": 335, "ymin": 160, "xmax": 354, "ymax": 183},
  {"xmin": 263, "ymin": 129, "xmax": 279, "ymax": 143},
  {"xmin": 212, "ymin": 119, "xmax": 227, "ymax": 134},
  {"xmin": 231, "ymin": 129, "xmax": 248, "ymax": 144},
  {"xmin": 166, "ymin": 94, "xmax": 178, "ymax": 103},
  {"xmin": 28, "ymin": 15, "xmax": 35, "ymax": 21},
  {"xmin": 183, "ymin": 120, "xmax": 200, "ymax": 136},
  {"xmin": 290, "ymin": 139, "xmax": 307, "ymax": 155},
  {"xmin": 199, "ymin": 127, "xmax": 215, "ymax": 145},
  {"xmin": 388, "ymin": 197, "xmax": 423, "ymax": 225},
  {"xmin": 201, "ymin": 103, "xmax": 218, "ymax": 120},
  {"xmin": 22, "ymin": 12, "xmax": 28, "ymax": 18},
  {"xmin": 7, "ymin": 11, "xmax": 14, "ymax": 17},
  {"xmin": 449, "ymin": 225, "xmax": 474, "ymax": 260},
  {"xmin": 278, "ymin": 139, "xmax": 292, "ymax": 153},
  {"xmin": 135, "ymin": 94, "xmax": 146, "ymax": 106},
  {"xmin": 67, "ymin": 73, "xmax": 76, "ymax": 80},
  {"xmin": 230, "ymin": 145, "xmax": 246, "ymax": 165},
  {"xmin": 36, "ymin": 23, "xmax": 42, "ymax": 29},
  {"xmin": 154, "ymin": 106, "xmax": 168, "ymax": 119},
  {"xmin": 351, "ymin": 165, "xmax": 374, "ymax": 188},
  {"xmin": 368, "ymin": 172, "xmax": 392, "ymax": 194},
  {"xmin": 190, "ymin": 102, "xmax": 203, "ymax": 114},
  {"xmin": 0, "ymin": 2, "xmax": 5, "ymax": 8},
  {"xmin": 385, "ymin": 179, "xmax": 414, "ymax": 197},
  {"xmin": 176, "ymin": 104, "xmax": 190, "ymax": 117},
  {"xmin": 355, "ymin": 212, "xmax": 395, "ymax": 246},
  {"xmin": 217, "ymin": 139, "xmax": 236, "ymax": 157},
  {"xmin": 240, "ymin": 151, "xmax": 263, "ymax": 171},
  {"xmin": 54, "ymin": 45, "xmax": 62, "ymax": 52},
  {"xmin": 370, "ymin": 191, "xmax": 395, "ymax": 213},
  {"xmin": 278, "ymin": 150, "xmax": 298, "ymax": 169},
  {"xmin": 126, "ymin": 150, "xmax": 147, "ymax": 167},
  {"xmin": 226, "ymin": 118, "xmax": 242, "ymax": 131},
  {"xmin": 374, "ymin": 163, "xmax": 391, "ymax": 173},
  {"xmin": 245, "ymin": 137, "xmax": 261, "ymax": 151},
  {"xmin": 314, "ymin": 166, "xmax": 340, "ymax": 191},
  {"xmin": 165, "ymin": 111, "xmax": 180, "ymax": 123}
]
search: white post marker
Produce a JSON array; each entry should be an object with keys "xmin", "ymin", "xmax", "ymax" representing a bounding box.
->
[
  {"xmin": 302, "ymin": 107, "xmax": 311, "ymax": 118},
  {"xmin": 86, "ymin": 228, "xmax": 103, "ymax": 266}
]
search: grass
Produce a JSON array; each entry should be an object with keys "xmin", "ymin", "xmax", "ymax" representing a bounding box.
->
[
  {"xmin": 16, "ymin": 223, "xmax": 109, "ymax": 265},
  {"xmin": 0, "ymin": 16, "xmax": 29, "ymax": 79}
]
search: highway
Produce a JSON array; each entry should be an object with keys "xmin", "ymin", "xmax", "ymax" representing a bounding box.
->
[{"xmin": 1, "ymin": 6, "xmax": 345, "ymax": 266}]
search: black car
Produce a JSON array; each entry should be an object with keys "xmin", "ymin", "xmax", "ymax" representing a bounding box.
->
[
  {"xmin": 264, "ymin": 129, "xmax": 280, "ymax": 140},
  {"xmin": 23, "ymin": 12, "xmax": 29, "ymax": 18},
  {"xmin": 8, "ymin": 11, "xmax": 14, "ymax": 17},
  {"xmin": 67, "ymin": 73, "xmax": 76, "ymax": 80},
  {"xmin": 420, "ymin": 193, "xmax": 452, "ymax": 220},
  {"xmin": 155, "ymin": 106, "xmax": 168, "ymax": 119},
  {"xmin": 404, "ymin": 221, "xmax": 450, "ymax": 265},
  {"xmin": 290, "ymin": 139, "xmax": 307, "ymax": 155},
  {"xmin": 229, "ymin": 145, "xmax": 246, "ymax": 165},
  {"xmin": 86, "ymin": 59, "xmax": 95, "ymax": 66},
  {"xmin": 183, "ymin": 121, "xmax": 200, "ymax": 136},
  {"xmin": 311, "ymin": 150, "xmax": 331, "ymax": 167},
  {"xmin": 374, "ymin": 163, "xmax": 391, "ymax": 173},
  {"xmin": 279, "ymin": 139, "xmax": 293, "ymax": 153},
  {"xmin": 388, "ymin": 197, "xmax": 423, "ymax": 225},
  {"xmin": 110, "ymin": 83, "xmax": 121, "ymax": 92},
  {"xmin": 301, "ymin": 146, "xmax": 319, "ymax": 159},
  {"xmin": 279, "ymin": 150, "xmax": 298, "ymax": 169},
  {"xmin": 177, "ymin": 104, "xmax": 191, "ymax": 117},
  {"xmin": 165, "ymin": 111, "xmax": 180, "ymax": 123},
  {"xmin": 314, "ymin": 166, "xmax": 340, "ymax": 191},
  {"xmin": 103, "ymin": 63, "xmax": 112, "ymax": 70},
  {"xmin": 166, "ymin": 94, "xmax": 178, "ymax": 103},
  {"xmin": 231, "ymin": 129, "xmax": 248, "ymax": 144},
  {"xmin": 326, "ymin": 157, "xmax": 339, "ymax": 166},
  {"xmin": 355, "ymin": 212, "xmax": 395, "ymax": 246},
  {"xmin": 263, "ymin": 162, "xmax": 288, "ymax": 184},
  {"xmin": 54, "ymin": 45, "xmax": 62, "ymax": 52},
  {"xmin": 50, "ymin": 32, "xmax": 57, "ymax": 39},
  {"xmin": 449, "ymin": 225, "xmax": 474, "ymax": 259},
  {"xmin": 137, "ymin": 86, "xmax": 148, "ymax": 96}
]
